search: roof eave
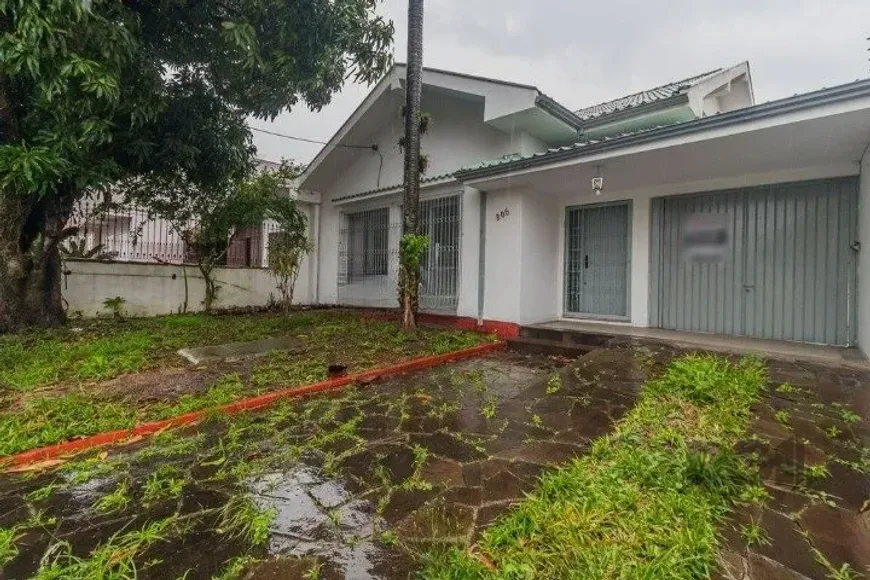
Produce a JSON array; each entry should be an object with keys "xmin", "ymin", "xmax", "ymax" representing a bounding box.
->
[
  {"xmin": 456, "ymin": 79, "xmax": 870, "ymax": 182},
  {"xmin": 534, "ymin": 94, "xmax": 585, "ymax": 131}
]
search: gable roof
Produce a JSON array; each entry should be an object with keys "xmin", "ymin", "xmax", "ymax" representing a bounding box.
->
[
  {"xmin": 574, "ymin": 68, "xmax": 724, "ymax": 121},
  {"xmin": 298, "ymin": 64, "xmax": 584, "ymax": 191}
]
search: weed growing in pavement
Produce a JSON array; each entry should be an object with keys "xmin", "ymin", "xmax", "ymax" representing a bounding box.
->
[
  {"xmin": 775, "ymin": 383, "xmax": 798, "ymax": 394},
  {"xmin": 212, "ymin": 556, "xmax": 258, "ymax": 580},
  {"xmin": 94, "ymin": 480, "xmax": 131, "ymax": 514},
  {"xmin": 420, "ymin": 354, "xmax": 768, "ymax": 579},
  {"xmin": 741, "ymin": 522, "xmax": 770, "ymax": 547},
  {"xmin": 0, "ymin": 526, "xmax": 21, "ymax": 567},
  {"xmin": 34, "ymin": 517, "xmax": 184, "ymax": 578},
  {"xmin": 401, "ymin": 445, "xmax": 433, "ymax": 491},
  {"xmin": 825, "ymin": 425, "xmax": 842, "ymax": 439},
  {"xmin": 480, "ymin": 397, "xmax": 497, "ymax": 420},
  {"xmin": 545, "ymin": 373, "xmax": 562, "ymax": 395},
  {"xmin": 25, "ymin": 483, "xmax": 58, "ymax": 504},
  {"xmin": 839, "ymin": 408, "xmax": 861, "ymax": 425},
  {"xmin": 142, "ymin": 465, "xmax": 185, "ymax": 505},
  {"xmin": 774, "ymin": 409, "xmax": 791, "ymax": 427},
  {"xmin": 218, "ymin": 496, "xmax": 276, "ymax": 547},
  {"xmin": 804, "ymin": 463, "xmax": 831, "ymax": 480}
]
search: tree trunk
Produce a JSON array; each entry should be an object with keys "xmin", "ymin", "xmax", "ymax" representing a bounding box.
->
[
  {"xmin": 400, "ymin": 0, "xmax": 425, "ymax": 330},
  {"xmin": 0, "ymin": 195, "xmax": 68, "ymax": 332}
]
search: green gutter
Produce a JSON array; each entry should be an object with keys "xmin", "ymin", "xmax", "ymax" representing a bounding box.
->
[
  {"xmin": 458, "ymin": 78, "xmax": 870, "ymax": 181},
  {"xmin": 535, "ymin": 94, "xmax": 585, "ymax": 130}
]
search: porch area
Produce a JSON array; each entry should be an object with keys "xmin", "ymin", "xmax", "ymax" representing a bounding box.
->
[{"xmin": 512, "ymin": 319, "xmax": 869, "ymax": 367}]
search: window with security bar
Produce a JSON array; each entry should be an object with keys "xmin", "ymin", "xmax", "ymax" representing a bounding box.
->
[{"xmin": 345, "ymin": 207, "xmax": 390, "ymax": 280}]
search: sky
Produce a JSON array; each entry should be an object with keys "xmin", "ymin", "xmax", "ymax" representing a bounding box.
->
[{"xmin": 251, "ymin": 0, "xmax": 870, "ymax": 164}]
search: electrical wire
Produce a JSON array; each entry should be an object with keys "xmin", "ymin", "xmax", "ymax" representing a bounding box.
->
[{"xmin": 250, "ymin": 126, "xmax": 376, "ymax": 150}]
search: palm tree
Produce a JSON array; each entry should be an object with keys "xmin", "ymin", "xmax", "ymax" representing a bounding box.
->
[{"xmin": 400, "ymin": 0, "xmax": 425, "ymax": 329}]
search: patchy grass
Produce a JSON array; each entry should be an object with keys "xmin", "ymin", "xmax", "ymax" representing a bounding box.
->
[
  {"xmin": 34, "ymin": 517, "xmax": 184, "ymax": 579},
  {"xmin": 0, "ymin": 310, "xmax": 490, "ymax": 392},
  {"xmin": 0, "ymin": 310, "xmax": 494, "ymax": 456},
  {"xmin": 421, "ymin": 354, "xmax": 767, "ymax": 579}
]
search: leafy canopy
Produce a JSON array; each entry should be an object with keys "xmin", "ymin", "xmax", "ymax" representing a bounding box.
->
[{"xmin": 0, "ymin": 0, "xmax": 394, "ymax": 198}]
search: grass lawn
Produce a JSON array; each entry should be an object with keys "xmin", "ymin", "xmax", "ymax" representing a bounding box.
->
[
  {"xmin": 0, "ymin": 309, "xmax": 494, "ymax": 456},
  {"xmin": 422, "ymin": 355, "xmax": 768, "ymax": 579}
]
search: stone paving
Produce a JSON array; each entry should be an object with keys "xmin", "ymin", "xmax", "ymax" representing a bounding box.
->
[
  {"xmin": 1, "ymin": 341, "xmax": 868, "ymax": 579},
  {"xmin": 717, "ymin": 357, "xmax": 870, "ymax": 580},
  {"xmin": 0, "ymin": 345, "xmax": 669, "ymax": 579}
]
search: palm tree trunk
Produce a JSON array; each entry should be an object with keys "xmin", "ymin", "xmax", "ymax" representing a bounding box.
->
[{"xmin": 400, "ymin": 0, "xmax": 424, "ymax": 329}]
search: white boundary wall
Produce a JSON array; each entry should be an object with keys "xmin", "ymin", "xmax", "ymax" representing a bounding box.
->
[{"xmin": 63, "ymin": 259, "xmax": 312, "ymax": 318}]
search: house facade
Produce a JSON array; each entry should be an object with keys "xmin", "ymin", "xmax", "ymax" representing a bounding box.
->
[{"xmin": 298, "ymin": 63, "xmax": 870, "ymax": 356}]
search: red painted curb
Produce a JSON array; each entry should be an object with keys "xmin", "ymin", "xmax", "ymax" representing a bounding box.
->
[{"xmin": 3, "ymin": 341, "xmax": 505, "ymax": 468}]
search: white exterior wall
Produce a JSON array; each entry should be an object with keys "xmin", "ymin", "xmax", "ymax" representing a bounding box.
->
[
  {"xmin": 63, "ymin": 259, "xmax": 312, "ymax": 318},
  {"xmin": 858, "ymin": 148, "xmax": 870, "ymax": 355},
  {"xmin": 481, "ymin": 164, "xmax": 863, "ymax": 328},
  {"xmin": 481, "ymin": 189, "xmax": 524, "ymax": 322},
  {"xmin": 326, "ymin": 94, "xmax": 526, "ymax": 199},
  {"xmin": 313, "ymin": 90, "xmax": 550, "ymax": 310}
]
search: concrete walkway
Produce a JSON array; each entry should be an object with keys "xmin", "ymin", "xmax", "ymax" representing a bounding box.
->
[{"xmin": 531, "ymin": 320, "xmax": 869, "ymax": 368}]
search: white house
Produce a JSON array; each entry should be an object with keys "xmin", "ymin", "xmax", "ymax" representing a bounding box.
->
[{"xmin": 297, "ymin": 62, "xmax": 870, "ymax": 356}]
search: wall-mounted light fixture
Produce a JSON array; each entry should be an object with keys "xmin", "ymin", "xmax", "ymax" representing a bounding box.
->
[{"xmin": 591, "ymin": 166, "xmax": 605, "ymax": 197}]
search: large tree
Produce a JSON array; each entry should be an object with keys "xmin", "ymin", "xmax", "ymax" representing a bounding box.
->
[
  {"xmin": 0, "ymin": 0, "xmax": 392, "ymax": 331},
  {"xmin": 398, "ymin": 0, "xmax": 425, "ymax": 329}
]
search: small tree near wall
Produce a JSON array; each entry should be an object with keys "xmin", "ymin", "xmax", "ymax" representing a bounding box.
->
[
  {"xmin": 268, "ymin": 203, "xmax": 313, "ymax": 312},
  {"xmin": 124, "ymin": 167, "xmax": 299, "ymax": 312}
]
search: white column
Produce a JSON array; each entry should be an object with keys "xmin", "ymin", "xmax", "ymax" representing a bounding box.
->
[
  {"xmin": 630, "ymin": 196, "xmax": 651, "ymax": 326},
  {"xmin": 456, "ymin": 185, "xmax": 481, "ymax": 318}
]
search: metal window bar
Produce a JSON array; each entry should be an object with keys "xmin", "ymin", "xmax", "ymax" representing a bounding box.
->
[
  {"xmin": 63, "ymin": 197, "xmax": 282, "ymax": 269},
  {"xmin": 337, "ymin": 207, "xmax": 400, "ymax": 307},
  {"xmin": 419, "ymin": 194, "xmax": 461, "ymax": 312}
]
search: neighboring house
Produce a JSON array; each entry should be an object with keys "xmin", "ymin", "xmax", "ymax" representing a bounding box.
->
[
  {"xmin": 301, "ymin": 62, "xmax": 870, "ymax": 356},
  {"xmin": 65, "ymin": 159, "xmax": 318, "ymax": 276}
]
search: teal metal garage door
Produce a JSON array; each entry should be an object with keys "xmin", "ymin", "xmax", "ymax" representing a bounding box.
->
[{"xmin": 649, "ymin": 178, "xmax": 858, "ymax": 345}]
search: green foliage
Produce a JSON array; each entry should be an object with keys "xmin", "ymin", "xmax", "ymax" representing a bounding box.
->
[
  {"xmin": 33, "ymin": 517, "xmax": 181, "ymax": 579},
  {"xmin": 102, "ymin": 296, "xmax": 126, "ymax": 319},
  {"xmin": 399, "ymin": 234, "xmax": 430, "ymax": 271},
  {"xmin": 267, "ymin": 171, "xmax": 314, "ymax": 311},
  {"xmin": 126, "ymin": 165, "xmax": 307, "ymax": 311},
  {"xmin": 0, "ymin": 526, "xmax": 21, "ymax": 567},
  {"xmin": 142, "ymin": 466, "xmax": 185, "ymax": 505},
  {"xmin": 0, "ymin": 0, "xmax": 393, "ymax": 328},
  {"xmin": 93, "ymin": 480, "xmax": 130, "ymax": 514},
  {"xmin": 0, "ymin": 394, "xmax": 137, "ymax": 455},
  {"xmin": 0, "ymin": 311, "xmax": 493, "ymax": 455},
  {"xmin": 422, "ymin": 355, "xmax": 767, "ymax": 579},
  {"xmin": 60, "ymin": 239, "xmax": 115, "ymax": 261},
  {"xmin": 218, "ymin": 495, "xmax": 275, "ymax": 547}
]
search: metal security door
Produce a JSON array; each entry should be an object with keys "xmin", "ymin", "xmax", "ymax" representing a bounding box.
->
[
  {"xmin": 650, "ymin": 178, "xmax": 858, "ymax": 345},
  {"xmin": 564, "ymin": 202, "xmax": 630, "ymax": 318},
  {"xmin": 419, "ymin": 195, "xmax": 461, "ymax": 312}
]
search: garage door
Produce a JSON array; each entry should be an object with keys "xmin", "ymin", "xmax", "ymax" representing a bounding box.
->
[{"xmin": 650, "ymin": 178, "xmax": 858, "ymax": 345}]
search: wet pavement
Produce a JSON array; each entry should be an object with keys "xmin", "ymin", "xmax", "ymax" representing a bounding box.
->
[
  {"xmin": 717, "ymin": 358, "xmax": 870, "ymax": 580},
  {"xmin": 1, "ymin": 341, "xmax": 867, "ymax": 579},
  {"xmin": 0, "ymin": 345, "xmax": 667, "ymax": 579}
]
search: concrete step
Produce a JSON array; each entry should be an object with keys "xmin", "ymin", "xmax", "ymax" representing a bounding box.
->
[
  {"xmin": 506, "ymin": 336, "xmax": 597, "ymax": 358},
  {"xmin": 519, "ymin": 325, "xmax": 614, "ymax": 347}
]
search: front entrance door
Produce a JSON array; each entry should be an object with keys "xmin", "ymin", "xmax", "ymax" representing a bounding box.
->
[{"xmin": 564, "ymin": 202, "xmax": 631, "ymax": 318}]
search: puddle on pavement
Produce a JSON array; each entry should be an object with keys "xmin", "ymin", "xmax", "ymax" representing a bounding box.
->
[{"xmin": 0, "ymin": 346, "xmax": 677, "ymax": 579}]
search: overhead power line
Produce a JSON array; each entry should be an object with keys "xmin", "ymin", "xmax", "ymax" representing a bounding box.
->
[{"xmin": 250, "ymin": 126, "xmax": 377, "ymax": 150}]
